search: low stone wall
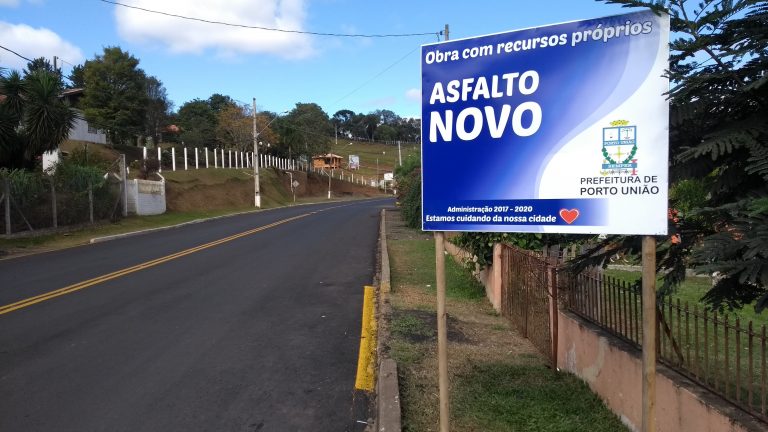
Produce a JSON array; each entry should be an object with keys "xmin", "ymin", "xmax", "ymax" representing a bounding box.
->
[
  {"xmin": 444, "ymin": 241, "xmax": 764, "ymax": 431},
  {"xmin": 127, "ymin": 179, "xmax": 166, "ymax": 216},
  {"xmin": 558, "ymin": 311, "xmax": 763, "ymax": 432}
]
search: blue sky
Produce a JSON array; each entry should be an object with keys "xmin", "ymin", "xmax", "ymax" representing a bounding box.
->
[{"xmin": 0, "ymin": 0, "xmax": 631, "ymax": 119}]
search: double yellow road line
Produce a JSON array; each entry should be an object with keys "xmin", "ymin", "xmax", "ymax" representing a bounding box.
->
[{"xmin": 0, "ymin": 213, "xmax": 312, "ymax": 316}]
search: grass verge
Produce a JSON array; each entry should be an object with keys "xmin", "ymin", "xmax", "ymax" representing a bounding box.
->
[{"xmin": 385, "ymin": 210, "xmax": 627, "ymax": 432}]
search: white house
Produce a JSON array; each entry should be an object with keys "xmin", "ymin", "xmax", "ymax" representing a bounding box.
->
[{"xmin": 60, "ymin": 88, "xmax": 107, "ymax": 145}]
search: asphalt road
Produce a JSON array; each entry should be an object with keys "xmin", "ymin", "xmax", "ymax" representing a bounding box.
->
[{"xmin": 0, "ymin": 198, "xmax": 392, "ymax": 432}]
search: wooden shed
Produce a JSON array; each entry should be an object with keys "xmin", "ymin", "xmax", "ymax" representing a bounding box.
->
[{"xmin": 312, "ymin": 153, "xmax": 344, "ymax": 169}]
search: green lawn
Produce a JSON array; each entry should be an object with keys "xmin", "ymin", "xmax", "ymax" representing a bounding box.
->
[
  {"xmin": 389, "ymin": 238, "xmax": 485, "ymax": 301},
  {"xmin": 453, "ymin": 362, "xmax": 630, "ymax": 432},
  {"xmin": 606, "ymin": 269, "xmax": 768, "ymax": 326}
]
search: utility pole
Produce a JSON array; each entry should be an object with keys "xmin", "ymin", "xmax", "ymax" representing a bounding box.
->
[
  {"xmin": 120, "ymin": 154, "xmax": 128, "ymax": 217},
  {"xmin": 253, "ymin": 98, "xmax": 261, "ymax": 208}
]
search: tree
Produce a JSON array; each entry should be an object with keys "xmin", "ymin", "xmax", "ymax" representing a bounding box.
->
[
  {"xmin": 0, "ymin": 69, "xmax": 75, "ymax": 169},
  {"xmin": 374, "ymin": 124, "xmax": 398, "ymax": 141},
  {"xmin": 363, "ymin": 114, "xmax": 380, "ymax": 140},
  {"xmin": 216, "ymin": 103, "xmax": 251, "ymax": 151},
  {"xmin": 144, "ymin": 76, "xmax": 171, "ymax": 143},
  {"xmin": 177, "ymin": 99, "xmax": 216, "ymax": 147},
  {"xmin": 575, "ymin": 1, "xmax": 768, "ymax": 311},
  {"xmin": 207, "ymin": 93, "xmax": 236, "ymax": 114},
  {"xmin": 332, "ymin": 109, "xmax": 355, "ymax": 136},
  {"xmin": 255, "ymin": 111, "xmax": 280, "ymax": 151},
  {"xmin": 24, "ymin": 57, "xmax": 62, "ymax": 84},
  {"xmin": 374, "ymin": 109, "xmax": 399, "ymax": 126},
  {"xmin": 81, "ymin": 47, "xmax": 148, "ymax": 145},
  {"xmin": 68, "ymin": 64, "xmax": 85, "ymax": 89},
  {"xmin": 279, "ymin": 103, "xmax": 332, "ymax": 164}
]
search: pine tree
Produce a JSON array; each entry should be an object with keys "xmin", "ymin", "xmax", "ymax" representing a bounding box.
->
[{"xmin": 575, "ymin": 1, "xmax": 768, "ymax": 311}]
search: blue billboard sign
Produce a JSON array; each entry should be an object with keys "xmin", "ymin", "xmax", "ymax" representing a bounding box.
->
[{"xmin": 421, "ymin": 10, "xmax": 669, "ymax": 235}]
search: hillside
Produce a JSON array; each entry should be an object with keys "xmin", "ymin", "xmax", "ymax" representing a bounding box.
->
[
  {"xmin": 59, "ymin": 139, "xmax": 400, "ymax": 211},
  {"xmin": 326, "ymin": 138, "xmax": 420, "ymax": 180},
  {"xmin": 162, "ymin": 167, "xmax": 385, "ymax": 212}
]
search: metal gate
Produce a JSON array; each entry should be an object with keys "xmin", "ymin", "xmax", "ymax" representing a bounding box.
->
[{"xmin": 500, "ymin": 245, "xmax": 556, "ymax": 364}]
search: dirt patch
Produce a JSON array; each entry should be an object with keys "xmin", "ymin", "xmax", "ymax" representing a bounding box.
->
[
  {"xmin": 391, "ymin": 309, "xmax": 469, "ymax": 344},
  {"xmin": 386, "ymin": 209, "xmax": 431, "ymax": 241},
  {"xmin": 166, "ymin": 178, "xmax": 253, "ymax": 212}
]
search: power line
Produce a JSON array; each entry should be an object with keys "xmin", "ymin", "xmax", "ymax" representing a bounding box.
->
[
  {"xmin": 333, "ymin": 45, "xmax": 421, "ymax": 104},
  {"xmin": 0, "ymin": 44, "xmax": 33, "ymax": 63},
  {"xmin": 99, "ymin": 0, "xmax": 439, "ymax": 39},
  {"xmin": 58, "ymin": 58, "xmax": 76, "ymax": 67}
]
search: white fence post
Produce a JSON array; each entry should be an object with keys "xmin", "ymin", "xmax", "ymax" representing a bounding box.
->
[
  {"xmin": 157, "ymin": 147, "xmax": 162, "ymax": 173},
  {"xmin": 228, "ymin": 150, "xmax": 232, "ymax": 168},
  {"xmin": 183, "ymin": 147, "xmax": 188, "ymax": 170},
  {"xmin": 205, "ymin": 147, "xmax": 209, "ymax": 168},
  {"xmin": 195, "ymin": 148, "xmax": 199, "ymax": 169},
  {"xmin": 171, "ymin": 147, "xmax": 176, "ymax": 171},
  {"xmin": 214, "ymin": 148, "xmax": 218, "ymax": 168},
  {"xmin": 143, "ymin": 146, "xmax": 147, "ymax": 160}
]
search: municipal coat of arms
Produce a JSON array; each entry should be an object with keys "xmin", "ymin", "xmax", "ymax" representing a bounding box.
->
[{"xmin": 601, "ymin": 120, "xmax": 638, "ymax": 176}]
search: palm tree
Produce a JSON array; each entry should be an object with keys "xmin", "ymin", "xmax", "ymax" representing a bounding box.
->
[{"xmin": 0, "ymin": 68, "xmax": 75, "ymax": 170}]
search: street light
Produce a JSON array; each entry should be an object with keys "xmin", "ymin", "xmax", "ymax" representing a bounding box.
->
[{"xmin": 253, "ymin": 100, "xmax": 287, "ymax": 208}]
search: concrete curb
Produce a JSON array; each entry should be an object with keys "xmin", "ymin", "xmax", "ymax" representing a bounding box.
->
[{"xmin": 375, "ymin": 209, "xmax": 401, "ymax": 432}]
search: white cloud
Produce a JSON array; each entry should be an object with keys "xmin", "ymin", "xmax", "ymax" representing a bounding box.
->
[
  {"xmin": 115, "ymin": 0, "xmax": 314, "ymax": 59},
  {"xmin": 405, "ymin": 88, "xmax": 421, "ymax": 102},
  {"xmin": 0, "ymin": 21, "xmax": 84, "ymax": 71}
]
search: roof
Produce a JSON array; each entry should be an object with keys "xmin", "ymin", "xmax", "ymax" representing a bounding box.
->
[
  {"xmin": 313, "ymin": 153, "xmax": 343, "ymax": 159},
  {"xmin": 60, "ymin": 88, "xmax": 85, "ymax": 97}
]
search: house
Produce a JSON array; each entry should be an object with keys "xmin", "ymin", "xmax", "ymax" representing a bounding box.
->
[
  {"xmin": 60, "ymin": 88, "xmax": 107, "ymax": 145},
  {"xmin": 312, "ymin": 153, "xmax": 344, "ymax": 169}
]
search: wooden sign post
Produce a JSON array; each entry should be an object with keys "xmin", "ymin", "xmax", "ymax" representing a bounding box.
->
[
  {"xmin": 434, "ymin": 231, "xmax": 450, "ymax": 432},
  {"xmin": 642, "ymin": 235, "xmax": 657, "ymax": 432}
]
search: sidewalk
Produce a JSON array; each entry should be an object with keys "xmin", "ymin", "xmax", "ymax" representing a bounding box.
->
[{"xmin": 382, "ymin": 209, "xmax": 628, "ymax": 431}]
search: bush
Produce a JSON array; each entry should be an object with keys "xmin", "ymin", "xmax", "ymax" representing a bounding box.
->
[
  {"xmin": 141, "ymin": 157, "xmax": 160, "ymax": 179},
  {"xmin": 399, "ymin": 170, "xmax": 421, "ymax": 228},
  {"xmin": 453, "ymin": 231, "xmax": 590, "ymax": 269},
  {"xmin": 395, "ymin": 158, "xmax": 421, "ymax": 228}
]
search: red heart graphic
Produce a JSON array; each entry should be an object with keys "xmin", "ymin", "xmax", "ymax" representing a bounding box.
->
[{"xmin": 559, "ymin": 208, "xmax": 580, "ymax": 224}]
